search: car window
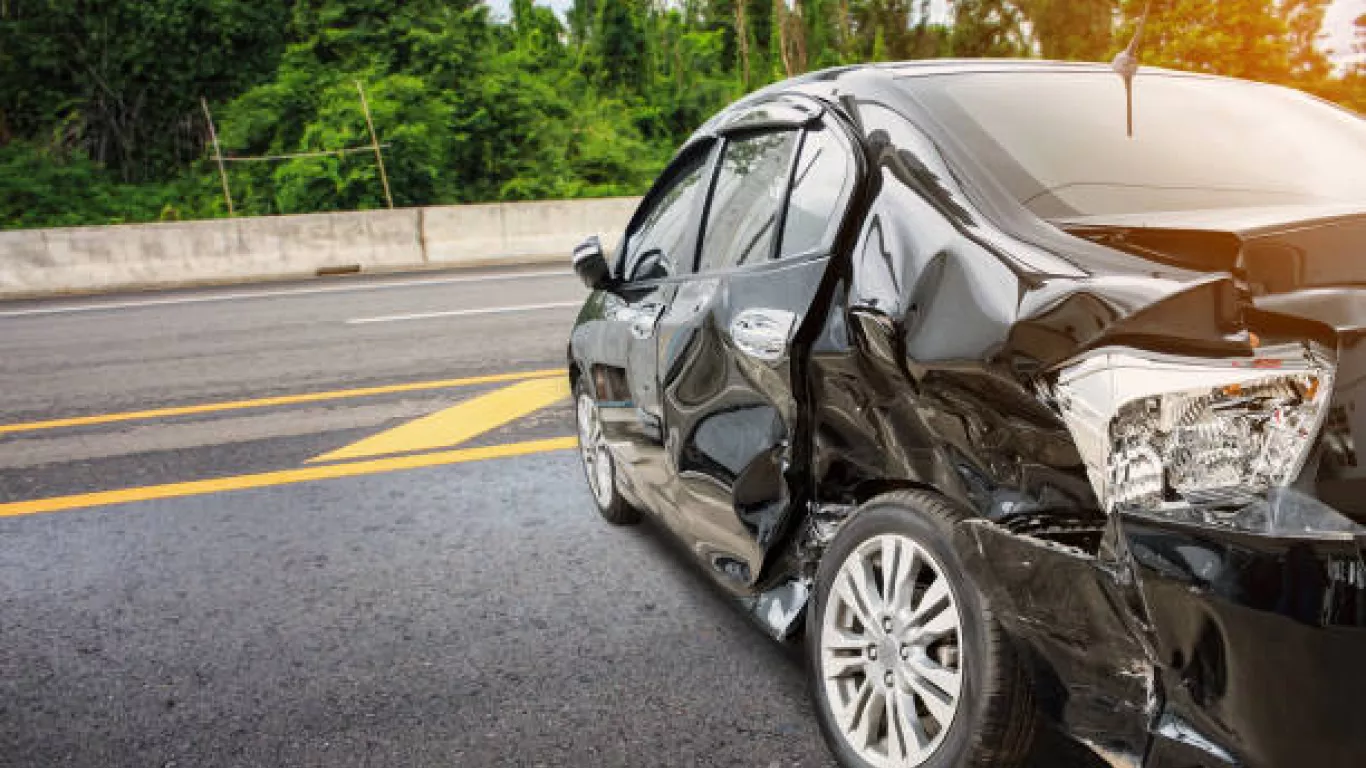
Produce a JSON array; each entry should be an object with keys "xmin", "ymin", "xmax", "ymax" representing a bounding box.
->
[
  {"xmin": 780, "ymin": 127, "xmax": 854, "ymax": 258},
  {"xmin": 621, "ymin": 151, "xmax": 710, "ymax": 281},
  {"xmin": 698, "ymin": 131, "xmax": 800, "ymax": 272},
  {"xmin": 898, "ymin": 71, "xmax": 1366, "ymax": 218}
]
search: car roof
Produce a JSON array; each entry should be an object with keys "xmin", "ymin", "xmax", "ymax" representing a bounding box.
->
[
  {"xmin": 697, "ymin": 59, "xmax": 1243, "ymax": 132},
  {"xmin": 820, "ymin": 57, "xmax": 1239, "ymax": 85},
  {"xmin": 883, "ymin": 58, "xmax": 1162, "ymax": 77},
  {"xmin": 689, "ymin": 58, "xmax": 1280, "ymax": 148},
  {"xmin": 669, "ymin": 59, "xmax": 1315, "ymax": 280}
]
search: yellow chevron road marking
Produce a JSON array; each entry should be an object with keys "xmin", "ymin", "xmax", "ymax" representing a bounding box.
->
[
  {"xmin": 0, "ymin": 437, "xmax": 577, "ymax": 518},
  {"xmin": 0, "ymin": 368, "xmax": 564, "ymax": 436},
  {"xmin": 0, "ymin": 370, "xmax": 577, "ymax": 517},
  {"xmin": 308, "ymin": 377, "xmax": 571, "ymax": 464}
]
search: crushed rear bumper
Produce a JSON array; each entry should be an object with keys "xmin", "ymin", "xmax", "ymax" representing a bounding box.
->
[{"xmin": 1127, "ymin": 513, "xmax": 1366, "ymax": 768}]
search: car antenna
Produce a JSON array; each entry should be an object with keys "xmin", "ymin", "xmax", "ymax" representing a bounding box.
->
[{"xmin": 1112, "ymin": 1, "xmax": 1151, "ymax": 138}]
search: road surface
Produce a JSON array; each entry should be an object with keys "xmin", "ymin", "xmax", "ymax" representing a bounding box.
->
[{"xmin": 0, "ymin": 267, "xmax": 834, "ymax": 767}]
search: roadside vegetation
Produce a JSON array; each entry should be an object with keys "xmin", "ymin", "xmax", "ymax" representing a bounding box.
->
[{"xmin": 2, "ymin": 0, "xmax": 1364, "ymax": 229}]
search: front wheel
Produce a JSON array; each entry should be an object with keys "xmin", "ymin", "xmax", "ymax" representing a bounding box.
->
[
  {"xmin": 573, "ymin": 382, "xmax": 640, "ymax": 525},
  {"xmin": 807, "ymin": 490, "xmax": 1038, "ymax": 768}
]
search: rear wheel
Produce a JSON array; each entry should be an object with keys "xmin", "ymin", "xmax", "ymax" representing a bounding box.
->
[
  {"xmin": 808, "ymin": 490, "xmax": 1038, "ymax": 768},
  {"xmin": 573, "ymin": 381, "xmax": 640, "ymax": 525}
]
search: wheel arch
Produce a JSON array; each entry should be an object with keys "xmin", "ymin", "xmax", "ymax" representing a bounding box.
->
[
  {"xmin": 804, "ymin": 488, "xmax": 1044, "ymax": 768},
  {"xmin": 567, "ymin": 355, "xmax": 584, "ymax": 391}
]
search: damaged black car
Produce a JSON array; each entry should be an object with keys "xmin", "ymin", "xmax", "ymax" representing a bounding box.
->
[{"xmin": 566, "ymin": 60, "xmax": 1366, "ymax": 768}]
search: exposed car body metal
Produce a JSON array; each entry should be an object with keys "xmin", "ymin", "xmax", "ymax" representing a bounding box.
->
[{"xmin": 567, "ymin": 61, "xmax": 1366, "ymax": 767}]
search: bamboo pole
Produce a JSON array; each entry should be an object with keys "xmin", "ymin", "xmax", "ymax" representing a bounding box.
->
[
  {"xmin": 735, "ymin": 2, "xmax": 750, "ymax": 89},
  {"xmin": 221, "ymin": 145, "xmax": 389, "ymax": 162},
  {"xmin": 355, "ymin": 81, "xmax": 394, "ymax": 210},
  {"xmin": 200, "ymin": 97, "xmax": 234, "ymax": 217}
]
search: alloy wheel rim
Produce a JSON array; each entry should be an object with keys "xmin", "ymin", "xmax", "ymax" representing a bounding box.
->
[
  {"xmin": 576, "ymin": 393, "xmax": 614, "ymax": 508},
  {"xmin": 820, "ymin": 534, "xmax": 965, "ymax": 768}
]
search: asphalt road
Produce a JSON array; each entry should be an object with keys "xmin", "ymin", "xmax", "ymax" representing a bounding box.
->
[{"xmin": 0, "ymin": 267, "xmax": 836, "ymax": 768}]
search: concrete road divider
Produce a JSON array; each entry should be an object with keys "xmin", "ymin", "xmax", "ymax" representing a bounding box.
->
[
  {"xmin": 497, "ymin": 198, "xmax": 633, "ymax": 265},
  {"xmin": 502, "ymin": 198, "xmax": 633, "ymax": 260},
  {"xmin": 419, "ymin": 203, "xmax": 504, "ymax": 268},
  {"xmin": 0, "ymin": 209, "xmax": 424, "ymax": 297},
  {"xmin": 422, "ymin": 197, "xmax": 634, "ymax": 267},
  {"xmin": 0, "ymin": 197, "xmax": 640, "ymax": 298}
]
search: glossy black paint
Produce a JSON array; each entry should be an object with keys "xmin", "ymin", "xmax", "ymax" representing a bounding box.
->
[{"xmin": 568, "ymin": 61, "xmax": 1366, "ymax": 767}]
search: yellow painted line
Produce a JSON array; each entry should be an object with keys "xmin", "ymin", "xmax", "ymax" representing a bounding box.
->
[
  {"xmin": 0, "ymin": 368, "xmax": 564, "ymax": 436},
  {"xmin": 0, "ymin": 436, "xmax": 578, "ymax": 518},
  {"xmin": 309, "ymin": 377, "xmax": 571, "ymax": 464}
]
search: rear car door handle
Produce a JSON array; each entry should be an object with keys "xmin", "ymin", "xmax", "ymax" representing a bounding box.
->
[{"xmin": 729, "ymin": 309, "xmax": 796, "ymax": 362}]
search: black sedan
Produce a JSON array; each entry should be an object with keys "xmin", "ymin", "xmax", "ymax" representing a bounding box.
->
[{"xmin": 566, "ymin": 60, "xmax": 1366, "ymax": 768}]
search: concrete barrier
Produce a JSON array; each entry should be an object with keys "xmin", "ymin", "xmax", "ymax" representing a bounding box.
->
[
  {"xmin": 0, "ymin": 197, "xmax": 641, "ymax": 298},
  {"xmin": 422, "ymin": 197, "xmax": 635, "ymax": 267}
]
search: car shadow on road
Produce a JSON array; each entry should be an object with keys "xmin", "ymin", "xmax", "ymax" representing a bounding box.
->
[{"xmin": 622, "ymin": 510, "xmax": 1111, "ymax": 768}]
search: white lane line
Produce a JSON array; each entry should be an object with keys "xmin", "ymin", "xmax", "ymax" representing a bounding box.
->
[
  {"xmin": 346, "ymin": 301, "xmax": 582, "ymax": 325},
  {"xmin": 0, "ymin": 269, "xmax": 566, "ymax": 319}
]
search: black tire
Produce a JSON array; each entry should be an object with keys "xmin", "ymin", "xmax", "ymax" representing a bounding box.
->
[
  {"xmin": 807, "ymin": 489, "xmax": 1038, "ymax": 768},
  {"xmin": 572, "ymin": 377, "xmax": 641, "ymax": 526}
]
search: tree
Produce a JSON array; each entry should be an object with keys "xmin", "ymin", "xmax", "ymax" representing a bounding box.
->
[
  {"xmin": 1114, "ymin": 0, "xmax": 1330, "ymax": 84},
  {"xmin": 1021, "ymin": 0, "xmax": 1115, "ymax": 61},
  {"xmin": 3, "ymin": 0, "xmax": 1364, "ymax": 230},
  {"xmin": 798, "ymin": 0, "xmax": 842, "ymax": 67},
  {"xmin": 0, "ymin": 1, "xmax": 292, "ymax": 182},
  {"xmin": 905, "ymin": 0, "xmax": 953, "ymax": 60},
  {"xmin": 585, "ymin": 0, "xmax": 649, "ymax": 91},
  {"xmin": 849, "ymin": 0, "xmax": 918, "ymax": 61},
  {"xmin": 212, "ymin": 0, "xmax": 490, "ymax": 214},
  {"xmin": 1284, "ymin": 0, "xmax": 1333, "ymax": 81},
  {"xmin": 950, "ymin": 0, "xmax": 1029, "ymax": 57},
  {"xmin": 1357, "ymin": 11, "xmax": 1366, "ymax": 64}
]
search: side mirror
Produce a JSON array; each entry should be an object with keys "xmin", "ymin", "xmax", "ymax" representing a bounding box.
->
[{"xmin": 572, "ymin": 235, "xmax": 613, "ymax": 290}]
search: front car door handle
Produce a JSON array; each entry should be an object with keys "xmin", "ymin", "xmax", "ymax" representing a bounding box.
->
[
  {"xmin": 730, "ymin": 309, "xmax": 797, "ymax": 362},
  {"xmin": 628, "ymin": 302, "xmax": 666, "ymax": 339}
]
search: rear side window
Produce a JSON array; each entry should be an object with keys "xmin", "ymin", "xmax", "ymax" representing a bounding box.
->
[
  {"xmin": 781, "ymin": 127, "xmax": 854, "ymax": 258},
  {"xmin": 621, "ymin": 151, "xmax": 711, "ymax": 281},
  {"xmin": 697, "ymin": 131, "xmax": 800, "ymax": 272},
  {"xmin": 898, "ymin": 71, "xmax": 1366, "ymax": 217}
]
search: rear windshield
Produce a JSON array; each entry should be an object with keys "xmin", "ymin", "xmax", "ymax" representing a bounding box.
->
[{"xmin": 899, "ymin": 71, "xmax": 1366, "ymax": 219}]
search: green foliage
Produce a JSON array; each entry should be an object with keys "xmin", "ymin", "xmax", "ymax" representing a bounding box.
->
[
  {"xmin": 0, "ymin": 0, "xmax": 1360, "ymax": 229},
  {"xmin": 1114, "ymin": 0, "xmax": 1331, "ymax": 84},
  {"xmin": 0, "ymin": 142, "xmax": 217, "ymax": 229},
  {"xmin": 949, "ymin": 0, "xmax": 1028, "ymax": 57},
  {"xmin": 0, "ymin": 0, "xmax": 291, "ymax": 182},
  {"xmin": 1312, "ymin": 14, "xmax": 1366, "ymax": 113},
  {"xmin": 1021, "ymin": 0, "xmax": 1114, "ymax": 60}
]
